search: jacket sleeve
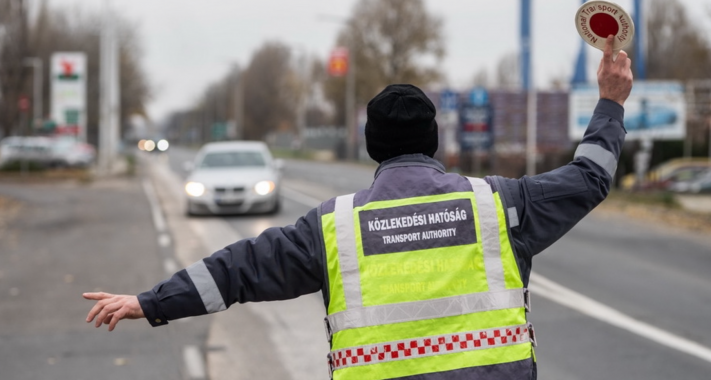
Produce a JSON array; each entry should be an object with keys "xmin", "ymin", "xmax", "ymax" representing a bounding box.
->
[
  {"xmin": 137, "ymin": 207, "xmax": 325, "ymax": 327},
  {"xmin": 494, "ymin": 99, "xmax": 626, "ymax": 274}
]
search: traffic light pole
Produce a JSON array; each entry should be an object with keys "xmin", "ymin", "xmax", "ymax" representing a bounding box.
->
[{"xmin": 345, "ymin": 44, "xmax": 356, "ymax": 161}]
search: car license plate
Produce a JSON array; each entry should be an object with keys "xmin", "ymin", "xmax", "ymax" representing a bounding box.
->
[{"xmin": 215, "ymin": 195, "xmax": 242, "ymax": 205}]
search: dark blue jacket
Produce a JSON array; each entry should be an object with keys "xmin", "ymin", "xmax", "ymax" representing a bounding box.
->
[{"xmin": 138, "ymin": 99, "xmax": 626, "ymax": 335}]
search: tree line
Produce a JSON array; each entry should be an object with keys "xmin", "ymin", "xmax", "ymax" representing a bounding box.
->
[
  {"xmin": 0, "ymin": 0, "xmax": 150, "ymax": 145},
  {"xmin": 165, "ymin": 0, "xmax": 445, "ymax": 145}
]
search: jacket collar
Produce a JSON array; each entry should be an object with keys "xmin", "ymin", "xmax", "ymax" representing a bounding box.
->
[{"xmin": 374, "ymin": 154, "xmax": 445, "ymax": 179}]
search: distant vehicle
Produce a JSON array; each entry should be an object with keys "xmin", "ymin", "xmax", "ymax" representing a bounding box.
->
[
  {"xmin": 621, "ymin": 158, "xmax": 711, "ymax": 190},
  {"xmin": 184, "ymin": 141, "xmax": 283, "ymax": 216},
  {"xmin": 0, "ymin": 136, "xmax": 96, "ymax": 169},
  {"xmin": 50, "ymin": 137, "xmax": 96, "ymax": 167},
  {"xmin": 668, "ymin": 169, "xmax": 711, "ymax": 194},
  {"xmin": 138, "ymin": 138, "xmax": 169, "ymax": 153},
  {"xmin": 0, "ymin": 136, "xmax": 54, "ymax": 167}
]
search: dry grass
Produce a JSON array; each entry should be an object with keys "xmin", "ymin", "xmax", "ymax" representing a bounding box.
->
[{"xmin": 596, "ymin": 191, "xmax": 711, "ymax": 234}]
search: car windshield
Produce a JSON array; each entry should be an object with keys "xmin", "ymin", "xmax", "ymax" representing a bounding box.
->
[{"xmin": 199, "ymin": 151, "xmax": 267, "ymax": 168}]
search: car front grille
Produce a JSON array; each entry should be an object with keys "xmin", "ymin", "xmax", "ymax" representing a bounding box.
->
[{"xmin": 214, "ymin": 187, "xmax": 245, "ymax": 193}]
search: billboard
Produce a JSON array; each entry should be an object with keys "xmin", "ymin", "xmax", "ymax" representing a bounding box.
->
[
  {"xmin": 569, "ymin": 81, "xmax": 686, "ymax": 141},
  {"xmin": 51, "ymin": 52, "xmax": 87, "ymax": 140}
]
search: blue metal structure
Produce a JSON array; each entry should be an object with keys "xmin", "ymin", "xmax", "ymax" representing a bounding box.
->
[
  {"xmin": 571, "ymin": 0, "xmax": 588, "ymax": 85},
  {"xmin": 633, "ymin": 0, "xmax": 646, "ymax": 79},
  {"xmin": 520, "ymin": 0, "xmax": 531, "ymax": 90}
]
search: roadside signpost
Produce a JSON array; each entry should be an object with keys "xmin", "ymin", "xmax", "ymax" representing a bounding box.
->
[
  {"xmin": 50, "ymin": 52, "xmax": 87, "ymax": 140},
  {"xmin": 459, "ymin": 88, "xmax": 493, "ymax": 174}
]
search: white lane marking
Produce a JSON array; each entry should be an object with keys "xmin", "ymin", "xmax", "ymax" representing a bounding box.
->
[
  {"xmin": 183, "ymin": 345, "xmax": 206, "ymax": 379},
  {"xmin": 158, "ymin": 233, "xmax": 172, "ymax": 248},
  {"xmin": 163, "ymin": 258, "xmax": 179, "ymax": 275},
  {"xmin": 530, "ymin": 272, "xmax": 711, "ymax": 363},
  {"xmin": 142, "ymin": 179, "xmax": 167, "ymax": 233},
  {"xmin": 281, "ymin": 186, "xmax": 323, "ymax": 208}
]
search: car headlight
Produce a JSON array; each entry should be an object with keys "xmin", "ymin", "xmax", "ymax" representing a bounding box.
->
[
  {"xmin": 254, "ymin": 180, "xmax": 275, "ymax": 195},
  {"xmin": 185, "ymin": 182, "xmax": 205, "ymax": 197},
  {"xmin": 157, "ymin": 139, "xmax": 170, "ymax": 151}
]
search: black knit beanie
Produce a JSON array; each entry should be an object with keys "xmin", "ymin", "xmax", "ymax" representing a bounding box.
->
[{"xmin": 365, "ymin": 84, "xmax": 438, "ymax": 163}]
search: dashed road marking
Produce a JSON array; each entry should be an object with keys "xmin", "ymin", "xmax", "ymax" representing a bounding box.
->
[
  {"xmin": 142, "ymin": 179, "xmax": 167, "ymax": 232},
  {"xmin": 158, "ymin": 233, "xmax": 172, "ymax": 248},
  {"xmin": 183, "ymin": 345, "xmax": 206, "ymax": 379},
  {"xmin": 163, "ymin": 258, "xmax": 179, "ymax": 275}
]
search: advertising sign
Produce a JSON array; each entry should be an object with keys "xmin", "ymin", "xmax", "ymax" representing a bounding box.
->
[
  {"xmin": 51, "ymin": 52, "xmax": 87, "ymax": 138},
  {"xmin": 459, "ymin": 89, "xmax": 493, "ymax": 151},
  {"xmin": 327, "ymin": 48, "xmax": 349, "ymax": 77},
  {"xmin": 569, "ymin": 81, "xmax": 686, "ymax": 141}
]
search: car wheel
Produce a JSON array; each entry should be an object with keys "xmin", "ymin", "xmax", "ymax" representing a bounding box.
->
[
  {"xmin": 186, "ymin": 200, "xmax": 197, "ymax": 217},
  {"xmin": 267, "ymin": 198, "xmax": 281, "ymax": 215}
]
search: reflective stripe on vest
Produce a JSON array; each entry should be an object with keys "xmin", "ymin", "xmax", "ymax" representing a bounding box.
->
[
  {"xmin": 323, "ymin": 177, "xmax": 531, "ymax": 379},
  {"xmin": 335, "ymin": 194, "xmax": 363, "ymax": 309},
  {"xmin": 331, "ymin": 324, "xmax": 530, "ymax": 371},
  {"xmin": 467, "ymin": 177, "xmax": 506, "ymax": 291},
  {"xmin": 327, "ymin": 288, "xmax": 524, "ymax": 334}
]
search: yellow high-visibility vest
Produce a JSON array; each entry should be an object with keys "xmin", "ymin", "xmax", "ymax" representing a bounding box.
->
[{"xmin": 321, "ymin": 177, "xmax": 534, "ymax": 380}]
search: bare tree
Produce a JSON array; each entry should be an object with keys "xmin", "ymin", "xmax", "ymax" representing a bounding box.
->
[
  {"xmin": 643, "ymin": 0, "xmax": 711, "ymax": 80},
  {"xmin": 0, "ymin": 2, "xmax": 150, "ymax": 143},
  {"xmin": 494, "ymin": 52, "xmax": 519, "ymax": 89},
  {"xmin": 242, "ymin": 41, "xmax": 298, "ymax": 140},
  {"xmin": 323, "ymin": 0, "xmax": 445, "ymax": 125},
  {"xmin": 0, "ymin": 0, "xmax": 29, "ymax": 137}
]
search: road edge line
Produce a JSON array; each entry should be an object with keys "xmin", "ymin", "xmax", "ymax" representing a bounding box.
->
[{"xmin": 530, "ymin": 272, "xmax": 711, "ymax": 363}]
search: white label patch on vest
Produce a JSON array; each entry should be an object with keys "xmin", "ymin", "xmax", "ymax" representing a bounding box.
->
[{"xmin": 359, "ymin": 199, "xmax": 476, "ymax": 256}]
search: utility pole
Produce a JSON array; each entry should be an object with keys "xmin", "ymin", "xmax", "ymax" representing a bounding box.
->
[
  {"xmin": 99, "ymin": 0, "xmax": 120, "ymax": 175},
  {"xmin": 345, "ymin": 42, "xmax": 356, "ymax": 161},
  {"xmin": 521, "ymin": 0, "xmax": 537, "ymax": 176},
  {"xmin": 23, "ymin": 58, "xmax": 42, "ymax": 131},
  {"xmin": 234, "ymin": 66, "xmax": 244, "ymax": 140}
]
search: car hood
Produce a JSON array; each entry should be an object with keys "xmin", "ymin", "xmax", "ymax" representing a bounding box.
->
[{"xmin": 187, "ymin": 167, "xmax": 277, "ymax": 187}]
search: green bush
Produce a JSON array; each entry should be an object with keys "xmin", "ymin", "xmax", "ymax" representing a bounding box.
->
[{"xmin": 0, "ymin": 160, "xmax": 47, "ymax": 172}]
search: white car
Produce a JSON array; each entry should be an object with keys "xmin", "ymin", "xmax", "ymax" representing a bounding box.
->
[{"xmin": 184, "ymin": 141, "xmax": 283, "ymax": 215}]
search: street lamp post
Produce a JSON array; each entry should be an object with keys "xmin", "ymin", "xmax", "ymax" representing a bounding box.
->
[
  {"xmin": 319, "ymin": 14, "xmax": 357, "ymax": 161},
  {"xmin": 23, "ymin": 57, "xmax": 43, "ymax": 131},
  {"xmin": 345, "ymin": 42, "xmax": 356, "ymax": 160}
]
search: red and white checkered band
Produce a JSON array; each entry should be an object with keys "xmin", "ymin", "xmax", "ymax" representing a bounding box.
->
[{"xmin": 330, "ymin": 324, "xmax": 530, "ymax": 371}]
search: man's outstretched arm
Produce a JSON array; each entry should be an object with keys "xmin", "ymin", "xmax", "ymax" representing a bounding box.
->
[
  {"xmin": 495, "ymin": 35, "xmax": 633, "ymax": 275},
  {"xmin": 84, "ymin": 207, "xmax": 325, "ymax": 330}
]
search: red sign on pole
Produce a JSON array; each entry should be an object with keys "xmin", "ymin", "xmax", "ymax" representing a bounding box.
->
[
  {"xmin": 327, "ymin": 47, "xmax": 349, "ymax": 77},
  {"xmin": 18, "ymin": 95, "xmax": 30, "ymax": 112}
]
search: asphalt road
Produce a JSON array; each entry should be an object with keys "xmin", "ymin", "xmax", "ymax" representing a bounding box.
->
[
  {"xmin": 161, "ymin": 146, "xmax": 711, "ymax": 379},
  {"xmin": 0, "ymin": 175, "xmax": 210, "ymax": 380}
]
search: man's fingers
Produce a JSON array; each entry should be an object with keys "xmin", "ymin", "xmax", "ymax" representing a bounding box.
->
[
  {"xmin": 603, "ymin": 35, "xmax": 615, "ymax": 63},
  {"xmin": 83, "ymin": 292, "xmax": 112, "ymax": 301},
  {"xmin": 94, "ymin": 301, "xmax": 122, "ymax": 328},
  {"xmin": 616, "ymin": 50, "xmax": 629, "ymax": 67},
  {"xmin": 86, "ymin": 298, "xmax": 112, "ymax": 323},
  {"xmin": 108, "ymin": 309, "xmax": 126, "ymax": 331}
]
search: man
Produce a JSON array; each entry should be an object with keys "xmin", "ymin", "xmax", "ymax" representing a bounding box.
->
[{"xmin": 85, "ymin": 36, "xmax": 632, "ymax": 379}]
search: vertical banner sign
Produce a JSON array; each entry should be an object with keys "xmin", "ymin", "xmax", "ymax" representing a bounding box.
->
[
  {"xmin": 459, "ymin": 88, "xmax": 493, "ymax": 151},
  {"xmin": 51, "ymin": 52, "xmax": 87, "ymax": 139}
]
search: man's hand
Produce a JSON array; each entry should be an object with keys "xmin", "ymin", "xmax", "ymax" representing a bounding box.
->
[
  {"xmin": 83, "ymin": 292, "xmax": 145, "ymax": 331},
  {"xmin": 597, "ymin": 35, "xmax": 633, "ymax": 106}
]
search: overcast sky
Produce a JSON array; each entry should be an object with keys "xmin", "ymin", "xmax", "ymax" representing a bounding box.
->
[{"xmin": 45, "ymin": 0, "xmax": 711, "ymax": 122}]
